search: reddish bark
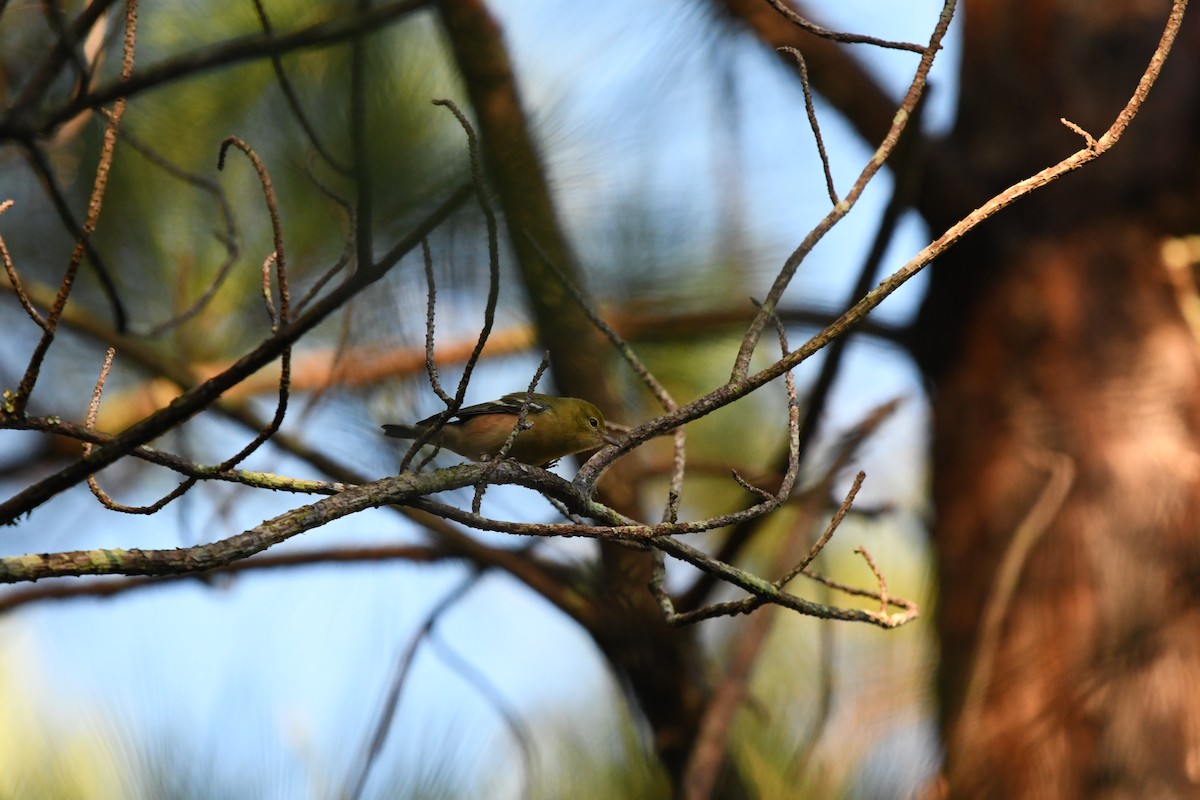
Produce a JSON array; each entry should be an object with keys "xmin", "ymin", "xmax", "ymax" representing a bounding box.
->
[{"xmin": 916, "ymin": 1, "xmax": 1200, "ymax": 795}]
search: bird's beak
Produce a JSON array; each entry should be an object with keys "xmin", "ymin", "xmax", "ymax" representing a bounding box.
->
[{"xmin": 601, "ymin": 432, "xmax": 621, "ymax": 447}]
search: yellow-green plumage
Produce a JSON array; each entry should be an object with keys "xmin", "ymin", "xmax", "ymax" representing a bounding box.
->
[{"xmin": 382, "ymin": 393, "xmax": 619, "ymax": 466}]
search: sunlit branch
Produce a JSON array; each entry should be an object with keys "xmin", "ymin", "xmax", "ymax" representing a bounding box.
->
[{"xmin": 729, "ymin": 0, "xmax": 956, "ymax": 379}]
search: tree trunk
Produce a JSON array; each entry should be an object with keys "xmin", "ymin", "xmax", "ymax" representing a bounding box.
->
[{"xmin": 916, "ymin": 1, "xmax": 1200, "ymax": 796}]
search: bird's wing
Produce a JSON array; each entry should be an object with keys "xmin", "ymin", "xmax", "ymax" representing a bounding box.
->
[{"xmin": 418, "ymin": 394, "xmax": 551, "ymax": 425}]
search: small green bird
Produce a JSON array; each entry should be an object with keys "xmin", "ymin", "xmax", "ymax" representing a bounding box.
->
[{"xmin": 382, "ymin": 392, "xmax": 620, "ymax": 466}]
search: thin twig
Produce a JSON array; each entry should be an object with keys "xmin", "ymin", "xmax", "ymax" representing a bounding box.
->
[
  {"xmin": 294, "ymin": 154, "xmax": 356, "ymax": 314},
  {"xmin": 730, "ymin": 0, "xmax": 955, "ymax": 380},
  {"xmin": 96, "ymin": 106, "xmax": 240, "ymax": 337},
  {"xmin": 523, "ymin": 231, "xmax": 675, "ymax": 413},
  {"xmin": 250, "ymin": 0, "xmax": 351, "ymax": 174},
  {"xmin": 764, "ymin": 0, "xmax": 928, "ymax": 53},
  {"xmin": 422, "ymin": 238, "xmax": 453, "ymax": 405},
  {"xmin": 1059, "ymin": 117, "xmax": 1097, "ymax": 149},
  {"xmin": 16, "ymin": 1, "xmax": 430, "ymax": 139},
  {"xmin": 12, "ymin": 0, "xmax": 139, "ymax": 411},
  {"xmin": 212, "ymin": 137, "xmax": 293, "ymax": 475},
  {"xmin": 0, "ymin": 200, "xmax": 49, "ymax": 331},
  {"xmin": 3, "ymin": 0, "xmax": 120, "ymax": 123},
  {"xmin": 779, "ymin": 46, "xmax": 837, "ymax": 205},
  {"xmin": 433, "ymin": 99, "xmax": 502, "ymax": 404},
  {"xmin": 350, "ymin": 0, "xmax": 372, "ymax": 281},
  {"xmin": 399, "ymin": 100, "xmax": 502, "ymax": 473},
  {"xmin": 218, "ymin": 136, "xmax": 289, "ymax": 329},
  {"xmin": 792, "ymin": 93, "xmax": 927, "ymax": 468},
  {"xmin": 0, "ymin": 182, "xmax": 472, "ymax": 524},
  {"xmin": 15, "ymin": 415, "xmax": 347, "ymax": 494},
  {"xmin": 81, "ymin": 347, "xmax": 139, "ymax": 512},
  {"xmin": 666, "ymin": 471, "xmax": 866, "ymax": 627},
  {"xmin": 521, "ymin": 230, "xmax": 683, "ymax": 518},
  {"xmin": 576, "ymin": 0, "xmax": 1180, "ymax": 493},
  {"xmin": 0, "ymin": 544, "xmax": 448, "ymax": 615},
  {"xmin": 20, "ymin": 143, "xmax": 126, "ymax": 331},
  {"xmin": 780, "ymin": 472, "xmax": 866, "ymax": 586},
  {"xmin": 40, "ymin": 0, "xmax": 94, "ymax": 96},
  {"xmin": 853, "ymin": 545, "xmax": 888, "ymax": 615},
  {"xmin": 472, "ymin": 354, "xmax": 551, "ymax": 513},
  {"xmin": 757, "ymin": 298, "xmax": 802, "ymax": 506}
]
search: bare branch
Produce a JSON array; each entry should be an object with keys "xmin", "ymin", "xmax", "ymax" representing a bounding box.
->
[
  {"xmin": 7, "ymin": 1, "xmax": 433, "ymax": 138},
  {"xmin": 100, "ymin": 110, "xmax": 241, "ymax": 337},
  {"xmin": 730, "ymin": 0, "xmax": 956, "ymax": 379},
  {"xmin": 249, "ymin": 0, "xmax": 351, "ymax": 174},
  {"xmin": 12, "ymin": 0, "xmax": 139, "ymax": 411},
  {"xmin": 576, "ymin": 0, "xmax": 1183, "ymax": 492},
  {"xmin": 398, "ymin": 100, "xmax": 503, "ymax": 473},
  {"xmin": 0, "ymin": 200, "xmax": 49, "ymax": 331},
  {"xmin": 0, "ymin": 544, "xmax": 449, "ymax": 615},
  {"xmin": 0, "ymin": 183, "xmax": 472, "ymax": 524},
  {"xmin": 779, "ymin": 46, "xmax": 838, "ymax": 205},
  {"xmin": 763, "ymin": 0, "xmax": 928, "ymax": 53}
]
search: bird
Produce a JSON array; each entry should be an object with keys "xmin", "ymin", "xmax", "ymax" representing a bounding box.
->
[{"xmin": 382, "ymin": 392, "xmax": 620, "ymax": 466}]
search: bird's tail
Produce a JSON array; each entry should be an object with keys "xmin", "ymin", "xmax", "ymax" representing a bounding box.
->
[{"xmin": 381, "ymin": 424, "xmax": 423, "ymax": 440}]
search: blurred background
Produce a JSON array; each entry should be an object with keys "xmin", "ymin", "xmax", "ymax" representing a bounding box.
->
[{"xmin": 5, "ymin": 0, "xmax": 1198, "ymax": 798}]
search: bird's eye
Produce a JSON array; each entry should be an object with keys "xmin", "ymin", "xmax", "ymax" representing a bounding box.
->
[{"xmin": 588, "ymin": 417, "xmax": 599, "ymax": 428}]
